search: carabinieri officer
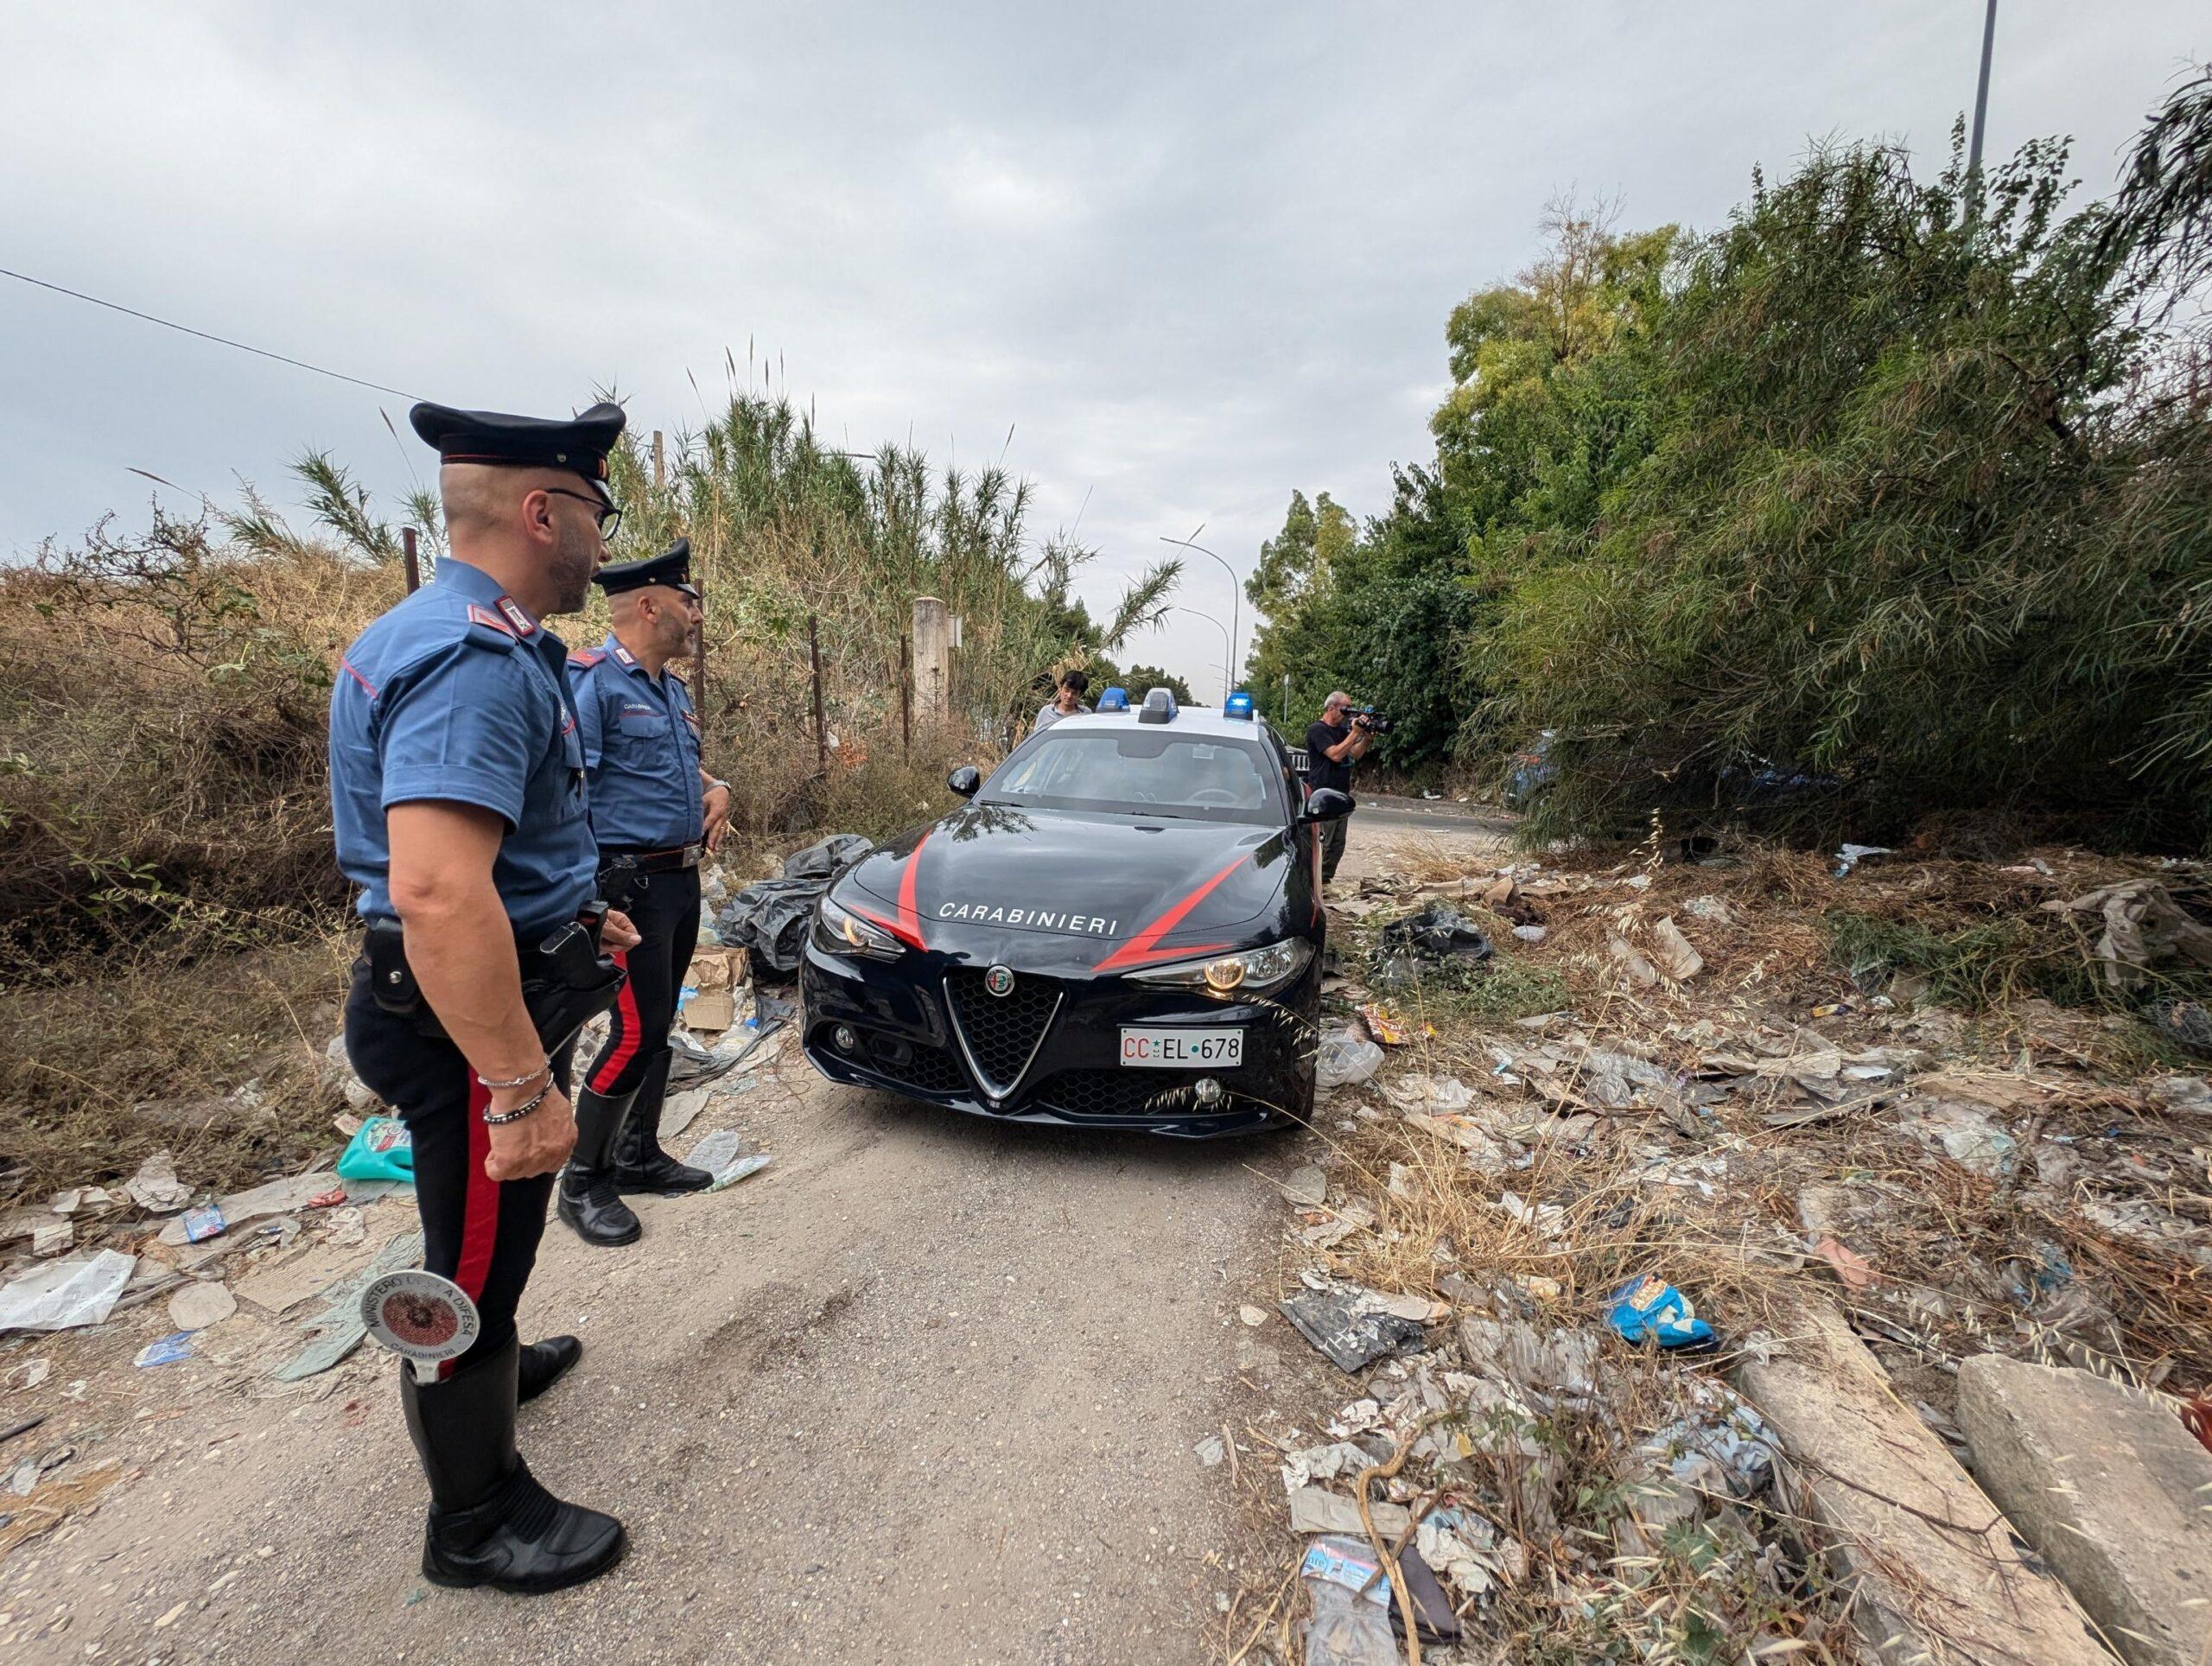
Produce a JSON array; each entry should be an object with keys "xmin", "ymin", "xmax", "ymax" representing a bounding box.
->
[
  {"xmin": 330, "ymin": 397, "xmax": 643, "ymax": 1595},
  {"xmin": 558, "ymin": 538, "xmax": 733, "ymax": 1246}
]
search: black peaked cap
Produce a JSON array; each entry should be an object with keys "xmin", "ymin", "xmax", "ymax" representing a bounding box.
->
[
  {"xmin": 594, "ymin": 537, "xmax": 696, "ymax": 597},
  {"xmin": 410, "ymin": 400, "xmax": 626, "ymax": 505}
]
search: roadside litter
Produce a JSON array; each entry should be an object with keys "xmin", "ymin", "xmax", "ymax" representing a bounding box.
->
[
  {"xmin": 1605, "ymin": 1274, "xmax": 1716, "ymax": 1352},
  {"xmin": 133, "ymin": 1332, "xmax": 194, "ymax": 1369},
  {"xmin": 0, "ymin": 1250, "xmax": 136, "ymax": 1333},
  {"xmin": 1281, "ymin": 1287, "xmax": 1432, "ymax": 1372},
  {"xmin": 1316, "ymin": 1030, "xmax": 1384, "ymax": 1089},
  {"xmin": 715, "ymin": 832, "xmax": 873, "ymax": 975},
  {"xmin": 272, "ymin": 1230, "xmax": 424, "ymax": 1382},
  {"xmin": 684, "ymin": 1128, "xmax": 775, "ymax": 1192},
  {"xmin": 124, "ymin": 1150, "xmax": 191, "ymax": 1215},
  {"xmin": 2041, "ymin": 878, "xmax": 2212, "ymax": 989},
  {"xmin": 336, "ymin": 1117, "xmax": 413, "ymax": 1183}
]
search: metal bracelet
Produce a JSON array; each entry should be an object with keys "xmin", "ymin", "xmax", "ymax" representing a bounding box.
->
[
  {"xmin": 481, "ymin": 1080, "xmax": 553, "ymax": 1126},
  {"xmin": 474, "ymin": 1059, "xmax": 550, "ymax": 1091}
]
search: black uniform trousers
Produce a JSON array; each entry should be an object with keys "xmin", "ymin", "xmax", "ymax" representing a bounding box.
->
[
  {"xmin": 582, "ymin": 864, "xmax": 702, "ymax": 1103},
  {"xmin": 344, "ymin": 957, "xmax": 574, "ymax": 1377}
]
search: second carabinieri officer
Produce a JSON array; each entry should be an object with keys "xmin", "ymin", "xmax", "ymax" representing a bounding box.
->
[
  {"xmin": 557, "ymin": 537, "xmax": 734, "ymax": 1247},
  {"xmin": 331, "ymin": 397, "xmax": 643, "ymax": 1594}
]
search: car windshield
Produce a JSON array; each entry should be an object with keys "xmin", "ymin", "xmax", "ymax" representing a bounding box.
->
[{"xmin": 982, "ymin": 729, "xmax": 1281, "ymax": 823}]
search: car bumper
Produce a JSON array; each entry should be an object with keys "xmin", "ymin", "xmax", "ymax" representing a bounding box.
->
[{"xmin": 798, "ymin": 938, "xmax": 1319, "ymax": 1138}]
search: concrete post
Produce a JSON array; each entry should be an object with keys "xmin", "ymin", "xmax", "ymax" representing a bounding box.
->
[{"xmin": 912, "ymin": 595, "xmax": 951, "ymax": 725}]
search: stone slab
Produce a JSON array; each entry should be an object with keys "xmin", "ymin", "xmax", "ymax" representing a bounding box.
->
[
  {"xmin": 1737, "ymin": 1301, "xmax": 2111, "ymax": 1665},
  {"xmin": 1957, "ymin": 1353, "xmax": 2212, "ymax": 1666}
]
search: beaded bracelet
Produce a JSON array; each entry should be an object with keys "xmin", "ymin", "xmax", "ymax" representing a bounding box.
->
[{"xmin": 481, "ymin": 1080, "xmax": 554, "ymax": 1126}]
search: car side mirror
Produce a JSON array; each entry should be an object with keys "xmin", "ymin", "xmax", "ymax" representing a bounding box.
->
[
  {"xmin": 947, "ymin": 766, "xmax": 982, "ymax": 798},
  {"xmin": 1300, "ymin": 787, "xmax": 1353, "ymax": 823}
]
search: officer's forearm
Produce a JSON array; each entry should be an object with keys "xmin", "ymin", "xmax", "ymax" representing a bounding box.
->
[{"xmin": 399, "ymin": 881, "xmax": 542, "ymax": 1084}]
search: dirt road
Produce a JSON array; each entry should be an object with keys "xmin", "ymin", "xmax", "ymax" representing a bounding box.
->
[{"xmin": 0, "ymin": 805, "xmax": 1509, "ymax": 1664}]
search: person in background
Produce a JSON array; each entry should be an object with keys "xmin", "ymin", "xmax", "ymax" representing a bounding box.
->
[
  {"xmin": 1305, "ymin": 690, "xmax": 1373, "ymax": 887},
  {"xmin": 558, "ymin": 538, "xmax": 732, "ymax": 1249},
  {"xmin": 1033, "ymin": 668, "xmax": 1091, "ymax": 734}
]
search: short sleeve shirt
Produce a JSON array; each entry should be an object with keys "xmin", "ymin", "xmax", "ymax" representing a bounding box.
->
[
  {"xmin": 568, "ymin": 635, "xmax": 704, "ymax": 850},
  {"xmin": 327, "ymin": 558, "xmax": 596, "ymax": 938},
  {"xmin": 1306, "ymin": 720, "xmax": 1356, "ymax": 793}
]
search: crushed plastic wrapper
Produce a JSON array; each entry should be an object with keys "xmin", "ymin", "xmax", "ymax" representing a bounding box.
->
[{"xmin": 1606, "ymin": 1272, "xmax": 1717, "ymax": 1352}]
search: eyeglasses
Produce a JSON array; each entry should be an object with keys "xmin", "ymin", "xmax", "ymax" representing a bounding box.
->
[{"xmin": 544, "ymin": 487, "xmax": 624, "ymax": 541}]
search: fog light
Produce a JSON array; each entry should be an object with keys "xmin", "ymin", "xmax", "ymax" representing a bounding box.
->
[
  {"xmin": 834, "ymin": 1025, "xmax": 859, "ymax": 1052},
  {"xmin": 1192, "ymin": 1077, "xmax": 1224, "ymax": 1106}
]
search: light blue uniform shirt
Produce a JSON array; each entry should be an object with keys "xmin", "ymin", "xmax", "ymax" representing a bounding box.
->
[
  {"xmin": 568, "ymin": 634, "xmax": 704, "ymax": 851},
  {"xmin": 327, "ymin": 558, "xmax": 597, "ymax": 938}
]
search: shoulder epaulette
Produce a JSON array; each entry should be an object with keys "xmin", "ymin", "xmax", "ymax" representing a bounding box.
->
[
  {"xmin": 569, "ymin": 648, "xmax": 607, "ymax": 669},
  {"xmin": 462, "ymin": 604, "xmax": 521, "ymax": 653},
  {"xmin": 667, "ymin": 667, "xmax": 688, "ymax": 684}
]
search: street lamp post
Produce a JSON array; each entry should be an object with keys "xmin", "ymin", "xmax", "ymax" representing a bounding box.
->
[
  {"xmin": 1159, "ymin": 528, "xmax": 1242, "ymax": 691},
  {"xmin": 1171, "ymin": 607, "xmax": 1233, "ymax": 705},
  {"xmin": 1967, "ymin": 0, "xmax": 1999, "ymax": 225}
]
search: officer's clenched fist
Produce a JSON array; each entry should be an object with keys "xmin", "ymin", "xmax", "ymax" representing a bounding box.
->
[{"xmin": 485, "ymin": 1084, "xmax": 579, "ymax": 1180}]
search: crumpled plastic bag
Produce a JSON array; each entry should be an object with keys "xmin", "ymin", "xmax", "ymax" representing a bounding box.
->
[
  {"xmin": 2043, "ymin": 880, "xmax": 2212, "ymax": 991},
  {"xmin": 0, "ymin": 1249, "xmax": 137, "ymax": 1332},
  {"xmin": 715, "ymin": 834, "xmax": 876, "ymax": 976},
  {"xmin": 1315, "ymin": 1031, "xmax": 1384, "ymax": 1089},
  {"xmin": 1380, "ymin": 902, "xmax": 1493, "ymax": 963}
]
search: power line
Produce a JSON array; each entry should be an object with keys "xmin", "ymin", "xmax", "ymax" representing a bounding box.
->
[{"xmin": 0, "ymin": 265, "xmax": 419, "ymax": 400}]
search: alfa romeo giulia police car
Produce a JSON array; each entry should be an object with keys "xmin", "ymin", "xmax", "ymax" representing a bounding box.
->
[{"xmin": 800, "ymin": 688, "xmax": 1352, "ymax": 1135}]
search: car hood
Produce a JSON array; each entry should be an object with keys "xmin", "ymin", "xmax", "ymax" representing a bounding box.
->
[{"xmin": 838, "ymin": 803, "xmax": 1300, "ymax": 971}]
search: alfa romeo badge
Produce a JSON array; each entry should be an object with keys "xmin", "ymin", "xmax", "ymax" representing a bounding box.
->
[{"xmin": 985, "ymin": 964, "xmax": 1016, "ymax": 997}]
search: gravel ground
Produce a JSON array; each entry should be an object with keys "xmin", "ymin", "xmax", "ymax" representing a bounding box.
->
[{"xmin": 0, "ymin": 807, "xmax": 1509, "ymax": 1664}]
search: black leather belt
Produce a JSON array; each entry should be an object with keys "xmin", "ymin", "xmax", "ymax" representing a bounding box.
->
[{"xmin": 600, "ymin": 843, "xmax": 703, "ymax": 874}]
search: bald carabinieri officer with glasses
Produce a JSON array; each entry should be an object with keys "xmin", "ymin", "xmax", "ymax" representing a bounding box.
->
[{"xmin": 330, "ymin": 398, "xmax": 644, "ymax": 1595}]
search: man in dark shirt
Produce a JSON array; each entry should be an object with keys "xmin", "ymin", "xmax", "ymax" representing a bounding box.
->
[{"xmin": 1305, "ymin": 690, "xmax": 1372, "ymax": 886}]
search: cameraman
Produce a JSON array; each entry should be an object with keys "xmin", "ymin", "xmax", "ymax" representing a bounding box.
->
[{"xmin": 1305, "ymin": 690, "xmax": 1373, "ymax": 887}]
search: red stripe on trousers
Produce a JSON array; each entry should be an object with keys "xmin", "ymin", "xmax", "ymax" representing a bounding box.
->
[
  {"xmin": 588, "ymin": 949, "xmax": 639, "ymax": 1093},
  {"xmin": 446, "ymin": 1074, "xmax": 500, "ymax": 1377}
]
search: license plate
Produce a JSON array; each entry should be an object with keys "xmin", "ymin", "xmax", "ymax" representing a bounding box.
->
[{"xmin": 1120, "ymin": 1027, "xmax": 1243, "ymax": 1069}]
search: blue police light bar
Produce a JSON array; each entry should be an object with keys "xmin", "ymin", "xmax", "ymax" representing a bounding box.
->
[
  {"xmin": 1137, "ymin": 687, "xmax": 1177, "ymax": 725},
  {"xmin": 1097, "ymin": 685, "xmax": 1129, "ymax": 711},
  {"xmin": 1224, "ymin": 690, "xmax": 1255, "ymax": 720}
]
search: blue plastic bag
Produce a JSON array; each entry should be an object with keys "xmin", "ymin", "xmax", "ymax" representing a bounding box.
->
[
  {"xmin": 1607, "ymin": 1273, "xmax": 1716, "ymax": 1352},
  {"xmin": 336, "ymin": 1116, "xmax": 414, "ymax": 1183}
]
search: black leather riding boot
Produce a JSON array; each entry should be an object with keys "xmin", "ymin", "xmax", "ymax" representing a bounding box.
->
[
  {"xmin": 518, "ymin": 1335, "xmax": 582, "ymax": 1402},
  {"xmin": 612, "ymin": 1052, "xmax": 713, "ymax": 1194},
  {"xmin": 398, "ymin": 1336, "xmax": 626, "ymax": 1593},
  {"xmin": 556, "ymin": 1086, "xmax": 642, "ymax": 1246}
]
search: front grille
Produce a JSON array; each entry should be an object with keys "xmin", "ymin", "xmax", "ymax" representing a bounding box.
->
[
  {"xmin": 944, "ymin": 968, "xmax": 1061, "ymax": 1093},
  {"xmin": 1032, "ymin": 1069, "xmax": 1201, "ymax": 1121}
]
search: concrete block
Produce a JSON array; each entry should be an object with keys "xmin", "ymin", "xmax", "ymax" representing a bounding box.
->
[
  {"xmin": 1738, "ymin": 1301, "xmax": 2110, "ymax": 1665},
  {"xmin": 1957, "ymin": 1352, "xmax": 2212, "ymax": 1666}
]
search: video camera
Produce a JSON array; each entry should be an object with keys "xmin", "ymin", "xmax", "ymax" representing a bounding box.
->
[{"xmin": 1351, "ymin": 705, "xmax": 1394, "ymax": 736}]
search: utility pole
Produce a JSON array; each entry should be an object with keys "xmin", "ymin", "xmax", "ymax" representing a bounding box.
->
[
  {"xmin": 402, "ymin": 525, "xmax": 421, "ymax": 594},
  {"xmin": 1966, "ymin": 0, "xmax": 1999, "ymax": 226}
]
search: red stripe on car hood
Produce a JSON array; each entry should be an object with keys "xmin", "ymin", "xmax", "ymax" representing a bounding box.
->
[{"xmin": 1090, "ymin": 855, "xmax": 1251, "ymax": 973}]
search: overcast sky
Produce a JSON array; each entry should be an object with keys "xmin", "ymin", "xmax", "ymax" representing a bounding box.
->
[{"xmin": 3, "ymin": 1, "xmax": 2202, "ymax": 696}]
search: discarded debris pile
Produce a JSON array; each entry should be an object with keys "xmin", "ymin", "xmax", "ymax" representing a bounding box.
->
[{"xmin": 1236, "ymin": 836, "xmax": 2212, "ymax": 1662}]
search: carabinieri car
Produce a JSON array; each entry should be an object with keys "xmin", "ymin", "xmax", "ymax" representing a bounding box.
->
[{"xmin": 800, "ymin": 688, "xmax": 1352, "ymax": 1136}]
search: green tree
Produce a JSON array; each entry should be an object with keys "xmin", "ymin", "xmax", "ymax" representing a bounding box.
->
[{"xmin": 1118, "ymin": 664, "xmax": 1194, "ymax": 705}]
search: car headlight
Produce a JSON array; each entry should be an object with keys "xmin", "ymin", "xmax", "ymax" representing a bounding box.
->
[
  {"xmin": 811, "ymin": 895, "xmax": 904, "ymax": 961},
  {"xmin": 1126, "ymin": 937, "xmax": 1314, "ymax": 995}
]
